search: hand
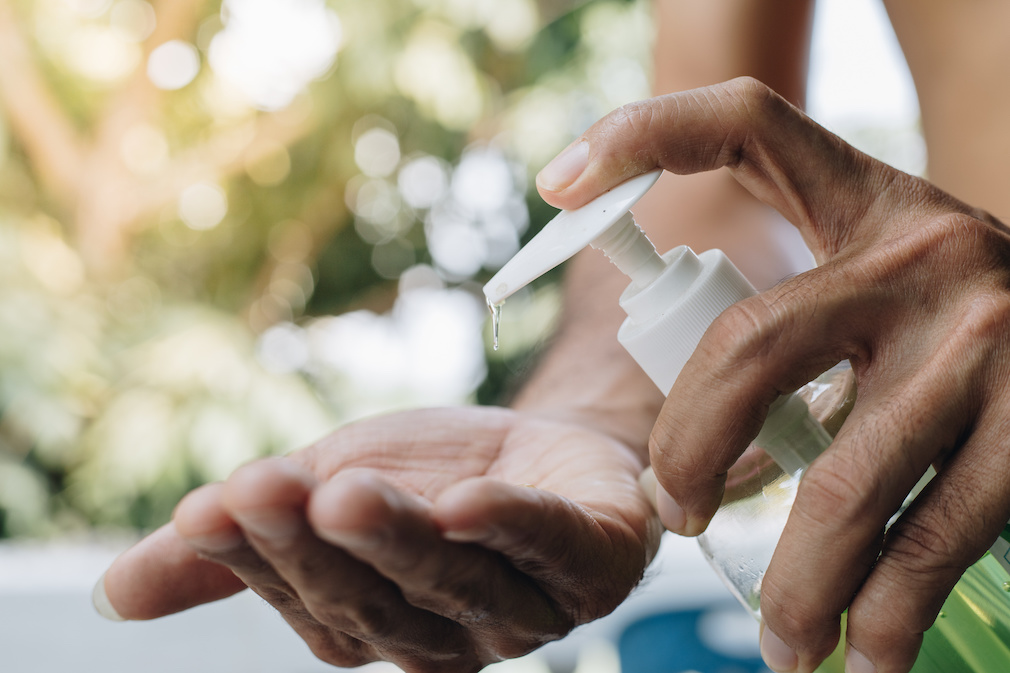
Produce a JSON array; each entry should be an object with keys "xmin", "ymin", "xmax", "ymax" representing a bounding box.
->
[
  {"xmin": 98, "ymin": 406, "xmax": 660, "ymax": 671},
  {"xmin": 536, "ymin": 77, "xmax": 1010, "ymax": 673}
]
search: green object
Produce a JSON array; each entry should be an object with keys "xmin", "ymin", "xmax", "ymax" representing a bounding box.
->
[
  {"xmin": 816, "ymin": 552, "xmax": 1010, "ymax": 672},
  {"xmin": 916, "ymin": 552, "xmax": 1010, "ymax": 670}
]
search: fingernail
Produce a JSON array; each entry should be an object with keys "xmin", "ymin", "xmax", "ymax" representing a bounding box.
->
[
  {"xmin": 760, "ymin": 626, "xmax": 798, "ymax": 672},
  {"xmin": 235, "ymin": 509, "xmax": 300, "ymax": 542},
  {"xmin": 655, "ymin": 487, "xmax": 688, "ymax": 533},
  {"xmin": 846, "ymin": 645, "xmax": 876, "ymax": 673},
  {"xmin": 92, "ymin": 572, "xmax": 125, "ymax": 622},
  {"xmin": 537, "ymin": 140, "xmax": 589, "ymax": 192}
]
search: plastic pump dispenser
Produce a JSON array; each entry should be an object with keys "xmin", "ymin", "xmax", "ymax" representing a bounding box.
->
[{"xmin": 484, "ymin": 170, "xmax": 833, "ymax": 616}]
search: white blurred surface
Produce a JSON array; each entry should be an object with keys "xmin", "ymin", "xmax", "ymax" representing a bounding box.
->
[{"xmin": 0, "ymin": 533, "xmax": 734, "ymax": 673}]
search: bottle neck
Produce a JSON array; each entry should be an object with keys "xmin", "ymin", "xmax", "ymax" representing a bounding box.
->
[{"xmin": 591, "ymin": 212, "xmax": 666, "ymax": 289}]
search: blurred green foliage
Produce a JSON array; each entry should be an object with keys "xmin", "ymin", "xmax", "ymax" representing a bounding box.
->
[{"xmin": 0, "ymin": 0, "xmax": 651, "ymax": 537}]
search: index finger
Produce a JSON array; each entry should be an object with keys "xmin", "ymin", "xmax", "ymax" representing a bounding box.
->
[{"xmin": 536, "ymin": 77, "xmax": 944, "ymax": 262}]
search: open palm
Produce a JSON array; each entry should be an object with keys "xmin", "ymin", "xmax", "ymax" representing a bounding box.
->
[{"xmin": 100, "ymin": 406, "xmax": 661, "ymax": 671}]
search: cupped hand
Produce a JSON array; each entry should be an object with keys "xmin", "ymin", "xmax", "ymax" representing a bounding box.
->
[
  {"xmin": 98, "ymin": 406, "xmax": 661, "ymax": 672},
  {"xmin": 537, "ymin": 77, "xmax": 1010, "ymax": 673}
]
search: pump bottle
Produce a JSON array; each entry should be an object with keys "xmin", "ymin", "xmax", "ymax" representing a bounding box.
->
[{"xmin": 484, "ymin": 170, "xmax": 1010, "ymax": 671}]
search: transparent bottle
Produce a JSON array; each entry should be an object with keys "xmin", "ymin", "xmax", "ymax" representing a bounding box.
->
[{"xmin": 695, "ymin": 364, "xmax": 855, "ymax": 617}]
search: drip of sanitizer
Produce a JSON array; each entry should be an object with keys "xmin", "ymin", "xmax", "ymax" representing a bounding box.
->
[
  {"xmin": 487, "ymin": 299, "xmax": 502, "ymax": 351},
  {"xmin": 482, "ymin": 172, "xmax": 1010, "ymax": 669}
]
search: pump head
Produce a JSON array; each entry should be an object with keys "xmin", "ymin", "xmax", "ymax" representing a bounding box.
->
[{"xmin": 483, "ymin": 170, "xmax": 663, "ymax": 306}]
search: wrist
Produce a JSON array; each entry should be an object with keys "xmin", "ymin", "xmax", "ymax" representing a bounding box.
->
[{"xmin": 509, "ymin": 311, "xmax": 662, "ymax": 464}]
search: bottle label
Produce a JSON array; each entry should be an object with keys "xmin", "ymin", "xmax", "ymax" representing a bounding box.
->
[{"xmin": 989, "ymin": 523, "xmax": 1010, "ymax": 576}]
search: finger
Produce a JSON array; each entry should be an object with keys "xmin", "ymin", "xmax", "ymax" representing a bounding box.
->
[
  {"xmin": 648, "ymin": 265, "xmax": 857, "ymax": 536},
  {"xmin": 536, "ymin": 77, "xmax": 931, "ymax": 260},
  {"xmin": 758, "ymin": 356, "xmax": 982, "ymax": 672},
  {"xmin": 97, "ymin": 520, "xmax": 247, "ymax": 621},
  {"xmin": 173, "ymin": 482, "xmax": 246, "ymax": 551},
  {"xmin": 308, "ymin": 471, "xmax": 571, "ymax": 659},
  {"xmin": 844, "ymin": 406, "xmax": 1010, "ymax": 672},
  {"xmin": 100, "ymin": 481, "xmax": 250, "ymax": 620},
  {"xmin": 176, "ymin": 480, "xmax": 317, "ymax": 618},
  {"xmin": 174, "ymin": 476, "xmax": 381, "ymax": 668},
  {"xmin": 222, "ymin": 459, "xmax": 483, "ymax": 670},
  {"xmin": 435, "ymin": 477, "xmax": 657, "ymax": 619}
]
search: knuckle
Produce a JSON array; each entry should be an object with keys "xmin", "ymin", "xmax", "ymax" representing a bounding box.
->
[
  {"xmin": 795, "ymin": 458, "xmax": 878, "ymax": 530},
  {"xmin": 596, "ymin": 100, "xmax": 666, "ymax": 172},
  {"xmin": 846, "ymin": 598, "xmax": 924, "ymax": 669},
  {"xmin": 851, "ymin": 555, "xmax": 953, "ymax": 642},
  {"xmin": 919, "ymin": 213, "xmax": 998, "ymax": 259},
  {"xmin": 718, "ymin": 77, "xmax": 789, "ymax": 141},
  {"xmin": 871, "ymin": 212, "xmax": 1007, "ymax": 284},
  {"xmin": 759, "ymin": 579, "xmax": 828, "ymax": 644},
  {"xmin": 934, "ymin": 295, "xmax": 1010, "ymax": 379},
  {"xmin": 402, "ymin": 575, "xmax": 488, "ymax": 624},
  {"xmin": 722, "ymin": 76, "xmax": 775, "ymax": 112},
  {"xmin": 253, "ymin": 583, "xmax": 300, "ymax": 610},
  {"xmin": 705, "ymin": 297, "xmax": 781, "ymax": 364},
  {"xmin": 342, "ymin": 602, "xmax": 394, "ymax": 639},
  {"xmin": 302, "ymin": 630, "xmax": 373, "ymax": 669},
  {"xmin": 958, "ymin": 289, "xmax": 1010, "ymax": 343},
  {"xmin": 308, "ymin": 592, "xmax": 393, "ymax": 640},
  {"xmin": 600, "ymin": 100, "xmax": 655, "ymax": 141},
  {"xmin": 648, "ymin": 427, "xmax": 714, "ymax": 498},
  {"xmin": 884, "ymin": 513, "xmax": 965, "ymax": 579},
  {"xmin": 861, "ymin": 514, "xmax": 970, "ymax": 637}
]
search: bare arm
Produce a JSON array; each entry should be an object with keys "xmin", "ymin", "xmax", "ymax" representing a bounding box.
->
[
  {"xmin": 884, "ymin": 0, "xmax": 1010, "ymax": 218},
  {"xmin": 522, "ymin": 0, "xmax": 818, "ymax": 458}
]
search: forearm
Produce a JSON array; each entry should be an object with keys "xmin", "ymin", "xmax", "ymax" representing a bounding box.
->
[{"xmin": 883, "ymin": 0, "xmax": 1010, "ymax": 218}]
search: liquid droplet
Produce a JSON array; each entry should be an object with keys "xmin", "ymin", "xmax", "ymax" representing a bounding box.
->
[
  {"xmin": 1002, "ymin": 581, "xmax": 1010, "ymax": 592},
  {"xmin": 938, "ymin": 611, "xmax": 947, "ymax": 619},
  {"xmin": 486, "ymin": 298, "xmax": 502, "ymax": 351}
]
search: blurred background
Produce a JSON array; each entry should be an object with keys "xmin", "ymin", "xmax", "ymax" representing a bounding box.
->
[{"xmin": 0, "ymin": 0, "xmax": 921, "ymax": 670}]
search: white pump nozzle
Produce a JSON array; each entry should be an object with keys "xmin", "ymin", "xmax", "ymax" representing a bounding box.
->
[{"xmin": 483, "ymin": 170, "xmax": 663, "ymax": 305}]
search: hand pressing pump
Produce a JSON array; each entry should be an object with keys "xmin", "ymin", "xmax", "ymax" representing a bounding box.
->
[{"xmin": 485, "ymin": 171, "xmax": 1010, "ymax": 672}]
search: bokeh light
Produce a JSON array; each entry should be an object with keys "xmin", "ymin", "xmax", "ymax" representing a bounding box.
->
[
  {"xmin": 398, "ymin": 155, "xmax": 450, "ymax": 210},
  {"xmin": 354, "ymin": 127, "xmax": 401, "ymax": 178},
  {"xmin": 208, "ymin": 0, "xmax": 343, "ymax": 110},
  {"xmin": 178, "ymin": 182, "xmax": 228, "ymax": 231},
  {"xmin": 147, "ymin": 40, "xmax": 201, "ymax": 91}
]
